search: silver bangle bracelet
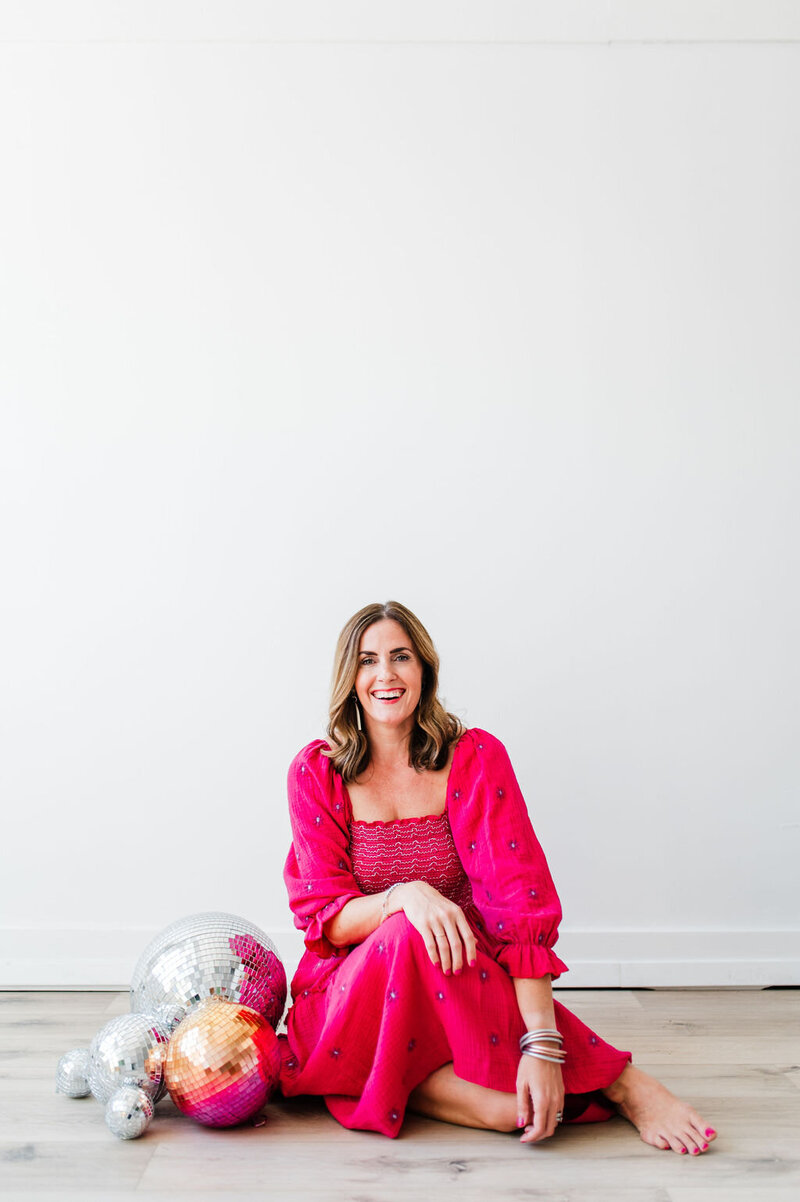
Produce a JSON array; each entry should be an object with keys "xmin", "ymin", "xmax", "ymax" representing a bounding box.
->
[
  {"xmin": 519, "ymin": 1030, "xmax": 563, "ymax": 1053},
  {"xmin": 380, "ymin": 882, "xmax": 405, "ymax": 923},
  {"xmin": 521, "ymin": 1048, "xmax": 567, "ymax": 1063}
]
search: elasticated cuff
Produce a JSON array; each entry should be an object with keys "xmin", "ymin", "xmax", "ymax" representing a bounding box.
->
[
  {"xmin": 301, "ymin": 891, "xmax": 363, "ymax": 957},
  {"xmin": 495, "ymin": 942, "xmax": 569, "ymax": 981}
]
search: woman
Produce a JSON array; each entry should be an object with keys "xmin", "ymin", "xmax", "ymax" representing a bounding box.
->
[{"xmin": 281, "ymin": 601, "xmax": 718, "ymax": 1154}]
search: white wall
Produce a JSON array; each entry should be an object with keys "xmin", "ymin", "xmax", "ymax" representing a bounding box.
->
[{"xmin": 1, "ymin": 3, "xmax": 798, "ymax": 990}]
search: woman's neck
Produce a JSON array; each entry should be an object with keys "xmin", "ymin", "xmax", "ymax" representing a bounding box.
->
[{"xmin": 362, "ymin": 719, "xmax": 414, "ymax": 773}]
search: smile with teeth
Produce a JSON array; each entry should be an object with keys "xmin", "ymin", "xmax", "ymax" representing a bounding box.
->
[{"xmin": 372, "ymin": 689, "xmax": 405, "ymax": 702}]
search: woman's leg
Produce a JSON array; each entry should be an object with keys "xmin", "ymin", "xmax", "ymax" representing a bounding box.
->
[
  {"xmin": 410, "ymin": 1061, "xmax": 720, "ymax": 1155},
  {"xmin": 408, "ymin": 1062, "xmax": 518, "ymax": 1132},
  {"xmin": 602, "ymin": 1064, "xmax": 719, "ymax": 1155}
]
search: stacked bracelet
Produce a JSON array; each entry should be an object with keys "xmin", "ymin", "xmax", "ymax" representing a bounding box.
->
[
  {"xmin": 380, "ymin": 882, "xmax": 405, "ymax": 923},
  {"xmin": 519, "ymin": 1029, "xmax": 567, "ymax": 1064}
]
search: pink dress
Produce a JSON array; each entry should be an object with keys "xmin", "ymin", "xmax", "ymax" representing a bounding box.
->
[{"xmin": 280, "ymin": 727, "xmax": 631, "ymax": 1136}]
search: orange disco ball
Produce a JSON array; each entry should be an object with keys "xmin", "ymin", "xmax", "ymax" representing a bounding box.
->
[{"xmin": 164, "ymin": 998, "xmax": 281, "ymax": 1127}]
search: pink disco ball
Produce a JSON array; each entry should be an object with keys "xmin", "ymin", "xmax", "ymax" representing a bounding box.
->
[{"xmin": 164, "ymin": 998, "xmax": 281, "ymax": 1127}]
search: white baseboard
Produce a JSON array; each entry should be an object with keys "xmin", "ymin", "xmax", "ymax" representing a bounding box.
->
[{"xmin": 1, "ymin": 926, "xmax": 797, "ymax": 990}]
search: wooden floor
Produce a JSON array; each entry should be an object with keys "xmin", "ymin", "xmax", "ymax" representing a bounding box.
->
[{"xmin": 1, "ymin": 988, "xmax": 798, "ymax": 1201}]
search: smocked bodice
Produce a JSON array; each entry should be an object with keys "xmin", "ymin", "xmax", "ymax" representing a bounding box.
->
[{"xmin": 348, "ymin": 812, "xmax": 474, "ymax": 911}]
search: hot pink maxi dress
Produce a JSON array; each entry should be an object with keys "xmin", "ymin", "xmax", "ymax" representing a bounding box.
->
[{"xmin": 280, "ymin": 727, "xmax": 631, "ymax": 1136}]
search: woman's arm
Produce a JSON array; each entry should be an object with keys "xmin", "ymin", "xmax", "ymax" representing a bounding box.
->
[
  {"xmin": 324, "ymin": 880, "xmax": 478, "ymax": 973},
  {"xmin": 513, "ymin": 974, "xmax": 557, "ymax": 1029},
  {"xmin": 513, "ymin": 973, "xmax": 565, "ymax": 1143},
  {"xmin": 322, "ymin": 892, "xmax": 387, "ymax": 947}
]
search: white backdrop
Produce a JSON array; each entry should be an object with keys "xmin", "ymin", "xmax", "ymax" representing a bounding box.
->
[{"xmin": 1, "ymin": 2, "xmax": 798, "ymax": 989}]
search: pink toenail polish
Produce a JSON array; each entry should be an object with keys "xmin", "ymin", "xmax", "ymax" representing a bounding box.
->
[
  {"xmin": 705, "ymin": 1128, "xmax": 716, "ymax": 1137},
  {"xmin": 691, "ymin": 1148, "xmax": 699, "ymax": 1155},
  {"xmin": 469, "ymin": 959, "xmax": 477, "ymax": 967},
  {"xmin": 680, "ymin": 1147, "xmax": 687, "ymax": 1154},
  {"xmin": 702, "ymin": 1143, "xmax": 709, "ymax": 1151}
]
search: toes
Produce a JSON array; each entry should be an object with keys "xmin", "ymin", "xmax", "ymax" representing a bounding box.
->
[
  {"xmin": 667, "ymin": 1134, "xmax": 688, "ymax": 1155},
  {"xmin": 688, "ymin": 1119, "xmax": 713, "ymax": 1151}
]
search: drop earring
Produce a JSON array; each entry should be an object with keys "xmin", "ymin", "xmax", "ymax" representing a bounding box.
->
[{"xmin": 352, "ymin": 692, "xmax": 362, "ymax": 732}]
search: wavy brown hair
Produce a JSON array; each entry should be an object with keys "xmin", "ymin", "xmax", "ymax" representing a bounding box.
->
[{"xmin": 323, "ymin": 601, "xmax": 464, "ymax": 784}]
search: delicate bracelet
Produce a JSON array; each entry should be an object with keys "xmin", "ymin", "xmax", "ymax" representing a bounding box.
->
[{"xmin": 381, "ymin": 882, "xmax": 405, "ymax": 923}]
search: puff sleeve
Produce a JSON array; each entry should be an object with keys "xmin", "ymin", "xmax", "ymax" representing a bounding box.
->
[
  {"xmin": 283, "ymin": 740, "xmax": 365, "ymax": 958},
  {"xmin": 449, "ymin": 729, "xmax": 569, "ymax": 981}
]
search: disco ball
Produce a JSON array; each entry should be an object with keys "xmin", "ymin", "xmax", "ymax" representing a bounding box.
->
[
  {"xmin": 164, "ymin": 998, "xmax": 282, "ymax": 1127},
  {"xmin": 130, "ymin": 912, "xmax": 286, "ymax": 1031},
  {"xmin": 55, "ymin": 1047, "xmax": 90, "ymax": 1097},
  {"xmin": 88, "ymin": 1013, "xmax": 169, "ymax": 1104},
  {"xmin": 105, "ymin": 1084, "xmax": 154, "ymax": 1139}
]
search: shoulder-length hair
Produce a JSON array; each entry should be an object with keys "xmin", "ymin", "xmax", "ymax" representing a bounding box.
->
[{"xmin": 323, "ymin": 600, "xmax": 463, "ymax": 784}]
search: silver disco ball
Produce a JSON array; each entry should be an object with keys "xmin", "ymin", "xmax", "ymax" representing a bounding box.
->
[
  {"xmin": 105, "ymin": 1084, "xmax": 155, "ymax": 1139},
  {"xmin": 88, "ymin": 1013, "xmax": 169, "ymax": 1104},
  {"xmin": 55, "ymin": 1047, "xmax": 90, "ymax": 1097},
  {"xmin": 129, "ymin": 911, "xmax": 287, "ymax": 1032}
]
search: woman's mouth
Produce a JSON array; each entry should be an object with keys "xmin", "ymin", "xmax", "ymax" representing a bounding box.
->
[{"xmin": 372, "ymin": 689, "xmax": 405, "ymax": 703}]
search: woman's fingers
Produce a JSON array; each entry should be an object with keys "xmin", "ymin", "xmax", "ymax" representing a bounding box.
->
[
  {"xmin": 455, "ymin": 912, "xmax": 478, "ymax": 967},
  {"xmin": 442, "ymin": 916, "xmax": 467, "ymax": 974},
  {"xmin": 517, "ymin": 1059, "xmax": 564, "ymax": 1144},
  {"xmin": 520, "ymin": 1100, "xmax": 559, "ymax": 1144},
  {"xmin": 516, "ymin": 1081, "xmax": 533, "ymax": 1131},
  {"xmin": 433, "ymin": 930, "xmax": 452, "ymax": 975},
  {"xmin": 400, "ymin": 884, "xmax": 477, "ymax": 974}
]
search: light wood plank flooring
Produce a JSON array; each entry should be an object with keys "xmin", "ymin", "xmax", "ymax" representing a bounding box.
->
[{"xmin": 1, "ymin": 988, "xmax": 798, "ymax": 1201}]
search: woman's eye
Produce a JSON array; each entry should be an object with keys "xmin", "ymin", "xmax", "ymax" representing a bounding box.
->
[
  {"xmin": 394, "ymin": 654, "xmax": 410, "ymax": 661},
  {"xmin": 360, "ymin": 658, "xmax": 375, "ymax": 666}
]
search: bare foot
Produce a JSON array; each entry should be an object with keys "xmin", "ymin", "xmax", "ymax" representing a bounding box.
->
[{"xmin": 603, "ymin": 1065, "xmax": 719, "ymax": 1155}]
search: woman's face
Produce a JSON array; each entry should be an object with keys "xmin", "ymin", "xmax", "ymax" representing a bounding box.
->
[{"xmin": 354, "ymin": 619, "xmax": 424, "ymax": 736}]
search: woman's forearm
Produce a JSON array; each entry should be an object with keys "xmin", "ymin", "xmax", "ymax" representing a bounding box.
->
[
  {"xmin": 323, "ymin": 888, "xmax": 404, "ymax": 947},
  {"xmin": 513, "ymin": 974, "xmax": 557, "ymax": 1030}
]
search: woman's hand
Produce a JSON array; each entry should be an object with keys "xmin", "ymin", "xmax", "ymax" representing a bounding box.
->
[
  {"xmin": 390, "ymin": 881, "xmax": 477, "ymax": 974},
  {"xmin": 516, "ymin": 1054, "xmax": 565, "ymax": 1143}
]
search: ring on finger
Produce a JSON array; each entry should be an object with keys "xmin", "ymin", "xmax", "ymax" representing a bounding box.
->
[{"xmin": 556, "ymin": 1110, "xmax": 563, "ymax": 1123}]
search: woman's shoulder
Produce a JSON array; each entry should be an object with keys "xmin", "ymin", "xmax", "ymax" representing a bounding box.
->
[
  {"xmin": 454, "ymin": 726, "xmax": 512, "ymax": 776},
  {"xmin": 288, "ymin": 737, "xmax": 334, "ymax": 778},
  {"xmin": 459, "ymin": 726, "xmax": 508, "ymax": 756}
]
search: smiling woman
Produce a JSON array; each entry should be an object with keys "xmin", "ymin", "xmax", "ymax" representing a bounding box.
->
[
  {"xmin": 279, "ymin": 601, "xmax": 719, "ymax": 1155},
  {"xmin": 324, "ymin": 601, "xmax": 464, "ymax": 789}
]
